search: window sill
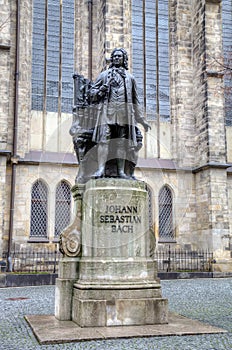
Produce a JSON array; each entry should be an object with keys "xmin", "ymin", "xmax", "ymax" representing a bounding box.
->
[
  {"xmin": 28, "ymin": 238, "xmax": 50, "ymax": 243},
  {"xmin": 158, "ymin": 240, "xmax": 176, "ymax": 244}
]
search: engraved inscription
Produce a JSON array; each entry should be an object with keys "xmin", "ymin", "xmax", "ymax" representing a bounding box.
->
[{"xmin": 99, "ymin": 205, "xmax": 142, "ymax": 233}]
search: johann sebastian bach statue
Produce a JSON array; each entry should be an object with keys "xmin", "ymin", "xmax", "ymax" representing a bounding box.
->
[
  {"xmin": 70, "ymin": 48, "xmax": 150, "ymax": 183},
  {"xmin": 57, "ymin": 50, "xmax": 168, "ymax": 329}
]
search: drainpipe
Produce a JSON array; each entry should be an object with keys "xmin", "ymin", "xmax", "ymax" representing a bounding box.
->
[
  {"xmin": 7, "ymin": 0, "xmax": 20, "ymax": 271},
  {"xmin": 142, "ymin": 0, "xmax": 147, "ymax": 158},
  {"xmin": 156, "ymin": 0, "xmax": 160, "ymax": 159},
  {"xmin": 88, "ymin": 0, "xmax": 93, "ymax": 80}
]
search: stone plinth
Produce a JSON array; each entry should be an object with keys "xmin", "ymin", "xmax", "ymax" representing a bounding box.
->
[
  {"xmin": 55, "ymin": 257, "xmax": 80, "ymax": 321},
  {"xmin": 71, "ymin": 179, "xmax": 168, "ymax": 327}
]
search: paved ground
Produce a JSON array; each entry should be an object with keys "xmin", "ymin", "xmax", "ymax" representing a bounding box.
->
[
  {"xmin": 26, "ymin": 312, "xmax": 226, "ymax": 344},
  {"xmin": 0, "ymin": 278, "xmax": 231, "ymax": 349}
]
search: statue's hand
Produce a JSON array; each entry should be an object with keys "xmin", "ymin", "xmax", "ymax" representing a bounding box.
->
[
  {"xmin": 69, "ymin": 123, "xmax": 79, "ymax": 136},
  {"xmin": 141, "ymin": 120, "xmax": 151, "ymax": 132},
  {"xmin": 98, "ymin": 84, "xmax": 109, "ymax": 97}
]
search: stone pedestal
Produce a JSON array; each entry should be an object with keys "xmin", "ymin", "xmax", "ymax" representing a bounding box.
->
[
  {"xmin": 55, "ymin": 257, "xmax": 80, "ymax": 320},
  {"xmin": 70, "ymin": 179, "xmax": 168, "ymax": 327},
  {"xmin": 72, "ymin": 283, "xmax": 168, "ymax": 327},
  {"xmin": 55, "ymin": 184, "xmax": 84, "ymax": 321}
]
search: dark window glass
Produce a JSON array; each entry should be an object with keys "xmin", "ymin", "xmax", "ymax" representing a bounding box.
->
[
  {"xmin": 31, "ymin": 0, "xmax": 74, "ymax": 114},
  {"xmin": 158, "ymin": 186, "xmax": 174, "ymax": 241},
  {"xmin": 30, "ymin": 180, "xmax": 48, "ymax": 237},
  {"xmin": 132, "ymin": 0, "xmax": 170, "ymax": 121},
  {"xmin": 31, "ymin": 0, "xmax": 46, "ymax": 112},
  {"xmin": 54, "ymin": 181, "xmax": 71, "ymax": 237}
]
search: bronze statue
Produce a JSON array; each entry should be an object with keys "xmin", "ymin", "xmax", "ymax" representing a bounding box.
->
[
  {"xmin": 70, "ymin": 73, "xmax": 103, "ymax": 183},
  {"xmin": 89, "ymin": 48, "xmax": 150, "ymax": 179},
  {"xmin": 70, "ymin": 48, "xmax": 150, "ymax": 183}
]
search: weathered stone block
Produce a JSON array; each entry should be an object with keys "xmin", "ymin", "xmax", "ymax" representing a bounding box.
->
[
  {"xmin": 73, "ymin": 284, "xmax": 162, "ymax": 300},
  {"xmin": 55, "ymin": 279, "xmax": 75, "ymax": 321},
  {"xmin": 72, "ymin": 289, "xmax": 168, "ymax": 327},
  {"xmin": 72, "ymin": 299, "xmax": 106, "ymax": 327},
  {"xmin": 114, "ymin": 298, "xmax": 168, "ymax": 326},
  {"xmin": 58, "ymin": 257, "xmax": 80, "ymax": 280}
]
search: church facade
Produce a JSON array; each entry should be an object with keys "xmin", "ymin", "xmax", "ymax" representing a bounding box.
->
[{"xmin": 0, "ymin": 0, "xmax": 232, "ymax": 271}]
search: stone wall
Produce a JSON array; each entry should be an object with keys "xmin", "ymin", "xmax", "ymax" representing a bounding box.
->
[
  {"xmin": 75, "ymin": 0, "xmax": 89, "ymax": 77},
  {"xmin": 228, "ymin": 175, "xmax": 232, "ymax": 237},
  {"xmin": 2, "ymin": 165, "xmax": 11, "ymax": 253},
  {"xmin": 29, "ymin": 111, "xmax": 73, "ymax": 153},
  {"xmin": 170, "ymin": 0, "xmax": 196, "ymax": 168},
  {"xmin": 0, "ymin": 0, "xmax": 13, "ymax": 151},
  {"xmin": 92, "ymin": 0, "xmax": 107, "ymax": 76},
  {"xmin": 137, "ymin": 167, "xmax": 197, "ymax": 248},
  {"xmin": 205, "ymin": 0, "xmax": 225, "ymax": 164},
  {"xmin": 192, "ymin": 0, "xmax": 225, "ymax": 166},
  {"xmin": 104, "ymin": 0, "xmax": 132, "ymax": 63},
  {"xmin": 0, "ymin": 0, "xmax": 14, "ymax": 255},
  {"xmin": 0, "ymin": 157, "xmax": 8, "ymax": 255},
  {"xmin": 8, "ymin": 163, "xmax": 77, "ymax": 250},
  {"xmin": 15, "ymin": 0, "xmax": 32, "ymax": 157},
  {"xmin": 194, "ymin": 168, "xmax": 230, "ymax": 254},
  {"xmin": 192, "ymin": 0, "xmax": 208, "ymax": 167},
  {"xmin": 75, "ymin": 0, "xmax": 107, "ymax": 80},
  {"xmin": 192, "ymin": 0, "xmax": 230, "ymax": 256},
  {"xmin": 0, "ymin": 0, "xmax": 232, "ymax": 264},
  {"xmin": 227, "ymin": 127, "xmax": 232, "ymax": 162}
]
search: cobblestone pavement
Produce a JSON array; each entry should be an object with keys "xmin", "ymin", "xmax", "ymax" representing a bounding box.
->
[{"xmin": 0, "ymin": 278, "xmax": 231, "ymax": 350}]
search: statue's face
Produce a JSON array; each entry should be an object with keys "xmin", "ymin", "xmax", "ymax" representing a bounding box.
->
[{"xmin": 112, "ymin": 50, "xmax": 124, "ymax": 68}]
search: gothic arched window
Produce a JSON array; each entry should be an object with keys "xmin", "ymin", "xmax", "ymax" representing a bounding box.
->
[
  {"xmin": 158, "ymin": 185, "xmax": 174, "ymax": 241},
  {"xmin": 54, "ymin": 181, "xmax": 71, "ymax": 237},
  {"xmin": 30, "ymin": 180, "xmax": 48, "ymax": 238},
  {"xmin": 31, "ymin": 0, "xmax": 75, "ymax": 113},
  {"xmin": 132, "ymin": 0, "xmax": 170, "ymax": 122}
]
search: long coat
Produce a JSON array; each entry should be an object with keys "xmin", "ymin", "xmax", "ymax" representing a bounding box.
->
[{"xmin": 89, "ymin": 68, "xmax": 145, "ymax": 146}]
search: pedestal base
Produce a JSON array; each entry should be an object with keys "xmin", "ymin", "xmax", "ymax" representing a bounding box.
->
[
  {"xmin": 55, "ymin": 179, "xmax": 168, "ymax": 327},
  {"xmin": 26, "ymin": 313, "xmax": 227, "ymax": 345},
  {"xmin": 72, "ymin": 282, "xmax": 168, "ymax": 327}
]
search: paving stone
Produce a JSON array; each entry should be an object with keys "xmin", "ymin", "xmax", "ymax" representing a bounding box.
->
[
  {"xmin": 25, "ymin": 312, "xmax": 226, "ymax": 345},
  {"xmin": 0, "ymin": 279, "xmax": 231, "ymax": 349}
]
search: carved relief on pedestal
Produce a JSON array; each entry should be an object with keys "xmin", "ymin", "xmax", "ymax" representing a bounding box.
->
[{"xmin": 59, "ymin": 219, "xmax": 81, "ymax": 257}]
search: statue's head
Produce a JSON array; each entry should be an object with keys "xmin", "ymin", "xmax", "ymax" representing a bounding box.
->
[{"xmin": 109, "ymin": 48, "xmax": 128, "ymax": 70}]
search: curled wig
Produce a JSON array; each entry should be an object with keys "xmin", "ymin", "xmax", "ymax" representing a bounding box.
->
[{"xmin": 109, "ymin": 48, "xmax": 128, "ymax": 70}]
